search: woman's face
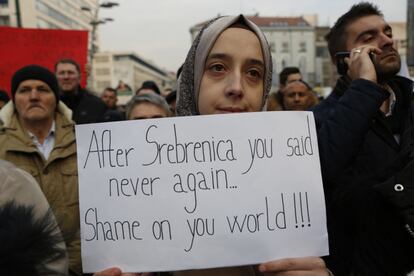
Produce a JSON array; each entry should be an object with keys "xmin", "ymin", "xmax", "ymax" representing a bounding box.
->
[{"xmin": 198, "ymin": 27, "xmax": 265, "ymax": 115}]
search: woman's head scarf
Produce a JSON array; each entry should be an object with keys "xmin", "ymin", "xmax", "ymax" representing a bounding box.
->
[{"xmin": 176, "ymin": 15, "xmax": 273, "ymax": 116}]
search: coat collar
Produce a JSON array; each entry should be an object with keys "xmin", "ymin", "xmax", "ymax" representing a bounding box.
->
[
  {"xmin": 0, "ymin": 102, "xmax": 76, "ymax": 163},
  {"xmin": 0, "ymin": 101, "xmax": 73, "ymax": 128}
]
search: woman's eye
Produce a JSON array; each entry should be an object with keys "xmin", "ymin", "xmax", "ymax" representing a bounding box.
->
[
  {"xmin": 210, "ymin": 64, "xmax": 225, "ymax": 72},
  {"xmin": 247, "ymin": 69, "xmax": 262, "ymax": 79}
]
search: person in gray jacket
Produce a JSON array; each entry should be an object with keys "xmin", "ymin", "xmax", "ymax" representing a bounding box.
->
[{"xmin": 0, "ymin": 159, "xmax": 68, "ymax": 275}]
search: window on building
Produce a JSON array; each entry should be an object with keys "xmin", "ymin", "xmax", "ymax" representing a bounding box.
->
[
  {"xmin": 299, "ymin": 42, "xmax": 307, "ymax": 52},
  {"xmin": 282, "ymin": 42, "xmax": 289, "ymax": 53},
  {"xmin": 97, "ymin": 81, "xmax": 111, "ymax": 91},
  {"xmin": 0, "ymin": 0, "xmax": 8, "ymax": 5},
  {"xmin": 36, "ymin": 0, "xmax": 83, "ymax": 29},
  {"xmin": 0, "ymin": 15, "xmax": 9, "ymax": 25},
  {"xmin": 94, "ymin": 56, "xmax": 110, "ymax": 63},
  {"xmin": 316, "ymin": 47, "xmax": 329, "ymax": 58},
  {"xmin": 95, "ymin": 68, "xmax": 110, "ymax": 76}
]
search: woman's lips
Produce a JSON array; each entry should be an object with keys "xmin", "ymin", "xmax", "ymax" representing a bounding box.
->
[{"xmin": 217, "ymin": 107, "xmax": 246, "ymax": 113}]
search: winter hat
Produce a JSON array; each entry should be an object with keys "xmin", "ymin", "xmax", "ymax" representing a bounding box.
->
[{"xmin": 11, "ymin": 65, "xmax": 60, "ymax": 104}]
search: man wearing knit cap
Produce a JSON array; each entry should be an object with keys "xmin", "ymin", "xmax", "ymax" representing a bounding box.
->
[{"xmin": 0, "ymin": 65, "xmax": 82, "ymax": 275}]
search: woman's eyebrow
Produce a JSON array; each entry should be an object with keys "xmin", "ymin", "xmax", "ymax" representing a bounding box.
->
[
  {"xmin": 206, "ymin": 53, "xmax": 230, "ymax": 61},
  {"xmin": 206, "ymin": 53, "xmax": 264, "ymax": 68},
  {"xmin": 246, "ymin": 58, "xmax": 265, "ymax": 68}
]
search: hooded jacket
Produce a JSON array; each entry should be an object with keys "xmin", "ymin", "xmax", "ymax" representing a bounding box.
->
[
  {"xmin": 0, "ymin": 101, "xmax": 81, "ymax": 276},
  {"xmin": 174, "ymin": 14, "xmax": 273, "ymax": 276},
  {"xmin": 0, "ymin": 159, "xmax": 68, "ymax": 275}
]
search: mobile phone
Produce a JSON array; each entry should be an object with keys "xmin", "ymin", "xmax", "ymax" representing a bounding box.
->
[
  {"xmin": 334, "ymin": 51, "xmax": 376, "ymax": 76},
  {"xmin": 335, "ymin": 52, "xmax": 350, "ymax": 76}
]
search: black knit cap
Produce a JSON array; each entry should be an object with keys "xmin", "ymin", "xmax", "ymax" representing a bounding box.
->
[{"xmin": 11, "ymin": 65, "xmax": 60, "ymax": 104}]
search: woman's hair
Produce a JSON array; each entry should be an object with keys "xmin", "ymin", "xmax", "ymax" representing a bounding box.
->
[{"xmin": 126, "ymin": 93, "xmax": 171, "ymax": 119}]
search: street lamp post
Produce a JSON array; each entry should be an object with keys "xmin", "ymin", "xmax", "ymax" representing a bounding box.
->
[{"xmin": 81, "ymin": 1, "xmax": 118, "ymax": 90}]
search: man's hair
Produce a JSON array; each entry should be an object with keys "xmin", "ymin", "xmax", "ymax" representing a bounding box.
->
[
  {"xmin": 326, "ymin": 2, "xmax": 383, "ymax": 62},
  {"xmin": 54, "ymin": 58, "xmax": 81, "ymax": 73},
  {"xmin": 279, "ymin": 67, "xmax": 300, "ymax": 86},
  {"xmin": 103, "ymin": 87, "xmax": 117, "ymax": 95},
  {"xmin": 126, "ymin": 93, "xmax": 171, "ymax": 119}
]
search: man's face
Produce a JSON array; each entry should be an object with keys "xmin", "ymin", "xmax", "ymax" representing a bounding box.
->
[
  {"xmin": 345, "ymin": 15, "xmax": 401, "ymax": 81},
  {"xmin": 55, "ymin": 63, "xmax": 81, "ymax": 94},
  {"xmin": 283, "ymin": 82, "xmax": 312, "ymax": 111},
  {"xmin": 101, "ymin": 90, "xmax": 117, "ymax": 108},
  {"xmin": 198, "ymin": 27, "xmax": 264, "ymax": 115},
  {"xmin": 14, "ymin": 79, "xmax": 56, "ymax": 123},
  {"xmin": 129, "ymin": 102, "xmax": 168, "ymax": 120}
]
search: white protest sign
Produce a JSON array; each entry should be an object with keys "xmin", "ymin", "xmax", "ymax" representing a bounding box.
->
[{"xmin": 76, "ymin": 111, "xmax": 329, "ymax": 273}]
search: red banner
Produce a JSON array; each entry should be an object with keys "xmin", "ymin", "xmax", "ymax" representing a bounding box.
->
[{"xmin": 0, "ymin": 27, "xmax": 88, "ymax": 95}]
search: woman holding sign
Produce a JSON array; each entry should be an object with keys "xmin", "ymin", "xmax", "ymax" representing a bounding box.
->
[{"xmin": 95, "ymin": 15, "xmax": 329, "ymax": 276}]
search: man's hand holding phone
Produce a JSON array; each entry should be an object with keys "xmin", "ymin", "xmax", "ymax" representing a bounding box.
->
[{"xmin": 335, "ymin": 45, "xmax": 382, "ymax": 84}]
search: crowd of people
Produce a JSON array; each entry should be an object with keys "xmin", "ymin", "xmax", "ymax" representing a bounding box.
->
[{"xmin": 0, "ymin": 2, "xmax": 413, "ymax": 276}]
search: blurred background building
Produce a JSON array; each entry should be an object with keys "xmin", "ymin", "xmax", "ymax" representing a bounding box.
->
[
  {"xmin": 93, "ymin": 52, "xmax": 173, "ymax": 104},
  {"xmin": 190, "ymin": 16, "xmax": 316, "ymax": 87},
  {"xmin": 191, "ymin": 12, "xmax": 410, "ymax": 92},
  {"xmin": 0, "ymin": 0, "xmax": 96, "ymax": 31},
  {"xmin": 0, "ymin": 0, "xmax": 175, "ymax": 94}
]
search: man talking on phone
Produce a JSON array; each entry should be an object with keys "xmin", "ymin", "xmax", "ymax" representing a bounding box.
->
[{"xmin": 312, "ymin": 3, "xmax": 414, "ymax": 276}]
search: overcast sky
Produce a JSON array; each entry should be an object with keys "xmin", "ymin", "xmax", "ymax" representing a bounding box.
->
[{"xmin": 98, "ymin": 0, "xmax": 408, "ymax": 72}]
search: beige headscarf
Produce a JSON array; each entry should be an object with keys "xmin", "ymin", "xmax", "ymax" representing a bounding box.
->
[{"xmin": 176, "ymin": 15, "xmax": 273, "ymax": 116}]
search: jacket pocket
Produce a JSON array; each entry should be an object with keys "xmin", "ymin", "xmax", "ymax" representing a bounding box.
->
[{"xmin": 61, "ymin": 166, "xmax": 79, "ymax": 207}]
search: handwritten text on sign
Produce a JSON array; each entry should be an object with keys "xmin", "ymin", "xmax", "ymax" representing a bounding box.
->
[{"xmin": 75, "ymin": 111, "xmax": 329, "ymax": 273}]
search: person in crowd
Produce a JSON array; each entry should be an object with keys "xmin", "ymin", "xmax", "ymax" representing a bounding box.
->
[
  {"xmin": 280, "ymin": 67, "xmax": 302, "ymax": 88},
  {"xmin": 313, "ymin": 3, "xmax": 414, "ymax": 275},
  {"xmin": 126, "ymin": 93, "xmax": 171, "ymax": 120},
  {"xmin": 101, "ymin": 87, "xmax": 118, "ymax": 109},
  {"xmin": 162, "ymin": 88, "xmax": 173, "ymax": 98},
  {"xmin": 176, "ymin": 14, "xmax": 329, "ymax": 276},
  {"xmin": 165, "ymin": 90, "xmax": 177, "ymax": 115},
  {"xmin": 283, "ymin": 80, "xmax": 318, "ymax": 111},
  {"xmin": 266, "ymin": 92, "xmax": 280, "ymax": 111},
  {"xmin": 96, "ymin": 14, "xmax": 330, "ymax": 276},
  {"xmin": 0, "ymin": 65, "xmax": 81, "ymax": 275},
  {"xmin": 0, "ymin": 159, "xmax": 68, "ymax": 276},
  {"xmin": 135, "ymin": 80, "xmax": 161, "ymax": 96},
  {"xmin": 267, "ymin": 67, "xmax": 302, "ymax": 111},
  {"xmin": 116, "ymin": 80, "xmax": 133, "ymax": 95},
  {"xmin": 0, "ymin": 89, "xmax": 9, "ymax": 110},
  {"xmin": 101, "ymin": 87, "xmax": 125, "ymax": 122},
  {"xmin": 55, "ymin": 58, "xmax": 107, "ymax": 124}
]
